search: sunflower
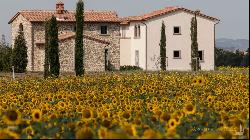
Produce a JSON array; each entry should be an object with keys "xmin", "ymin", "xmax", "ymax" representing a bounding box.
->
[
  {"xmin": 102, "ymin": 119, "xmax": 112, "ymax": 128},
  {"xmin": 81, "ymin": 109, "xmax": 92, "ymax": 120},
  {"xmin": 167, "ymin": 118, "xmax": 178, "ymax": 130},
  {"xmin": 75, "ymin": 127, "xmax": 94, "ymax": 139},
  {"xmin": 160, "ymin": 112, "xmax": 171, "ymax": 122},
  {"xmin": 0, "ymin": 129, "xmax": 20, "ymax": 139},
  {"xmin": 206, "ymin": 95, "xmax": 215, "ymax": 106},
  {"xmin": 3, "ymin": 109, "xmax": 21, "ymax": 126},
  {"xmin": 122, "ymin": 111, "xmax": 131, "ymax": 120},
  {"xmin": 183, "ymin": 103, "xmax": 196, "ymax": 115},
  {"xmin": 99, "ymin": 110, "xmax": 110, "ymax": 119},
  {"xmin": 31, "ymin": 109, "xmax": 42, "ymax": 122},
  {"xmin": 98, "ymin": 127, "xmax": 108, "ymax": 139},
  {"xmin": 142, "ymin": 129, "xmax": 157, "ymax": 139},
  {"xmin": 23, "ymin": 126, "xmax": 35, "ymax": 136},
  {"xmin": 123, "ymin": 124, "xmax": 138, "ymax": 137},
  {"xmin": 166, "ymin": 127, "xmax": 176, "ymax": 138},
  {"xmin": 197, "ymin": 132, "xmax": 224, "ymax": 139}
]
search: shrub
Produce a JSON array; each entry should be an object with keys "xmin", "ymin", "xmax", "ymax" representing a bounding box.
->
[{"xmin": 120, "ymin": 65, "xmax": 143, "ymax": 71}]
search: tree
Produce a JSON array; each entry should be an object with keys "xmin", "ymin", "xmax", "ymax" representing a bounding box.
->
[
  {"xmin": 48, "ymin": 16, "xmax": 60, "ymax": 77},
  {"xmin": 159, "ymin": 21, "xmax": 166, "ymax": 71},
  {"xmin": 190, "ymin": 12, "xmax": 200, "ymax": 71},
  {"xmin": 75, "ymin": 0, "xmax": 84, "ymax": 76},
  {"xmin": 12, "ymin": 28, "xmax": 28, "ymax": 73},
  {"xmin": 44, "ymin": 20, "xmax": 50, "ymax": 78},
  {"xmin": 0, "ymin": 37, "xmax": 12, "ymax": 72}
]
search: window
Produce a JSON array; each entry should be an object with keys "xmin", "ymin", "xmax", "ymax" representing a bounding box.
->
[
  {"xmin": 135, "ymin": 50, "xmax": 139, "ymax": 66},
  {"xmin": 134, "ymin": 25, "xmax": 137, "ymax": 38},
  {"xmin": 73, "ymin": 26, "xmax": 76, "ymax": 32},
  {"xmin": 138, "ymin": 25, "xmax": 141, "ymax": 38},
  {"xmin": 100, "ymin": 25, "xmax": 108, "ymax": 35},
  {"xmin": 19, "ymin": 23, "xmax": 23, "ymax": 31},
  {"xmin": 173, "ymin": 26, "xmax": 181, "ymax": 35},
  {"xmin": 198, "ymin": 50, "xmax": 204, "ymax": 61},
  {"xmin": 121, "ymin": 26, "xmax": 126, "ymax": 38},
  {"xmin": 173, "ymin": 50, "xmax": 181, "ymax": 59},
  {"xmin": 134, "ymin": 25, "xmax": 141, "ymax": 38}
]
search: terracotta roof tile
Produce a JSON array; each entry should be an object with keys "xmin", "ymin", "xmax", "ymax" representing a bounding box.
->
[
  {"xmin": 9, "ymin": 10, "xmax": 120, "ymax": 24},
  {"xmin": 36, "ymin": 32, "xmax": 110, "ymax": 45},
  {"xmin": 121, "ymin": 6, "xmax": 219, "ymax": 24}
]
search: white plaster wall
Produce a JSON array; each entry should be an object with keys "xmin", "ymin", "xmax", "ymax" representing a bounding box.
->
[
  {"xmin": 145, "ymin": 11, "xmax": 216, "ymax": 71},
  {"xmin": 120, "ymin": 38, "xmax": 131, "ymax": 66},
  {"xmin": 125, "ymin": 23, "xmax": 146, "ymax": 69}
]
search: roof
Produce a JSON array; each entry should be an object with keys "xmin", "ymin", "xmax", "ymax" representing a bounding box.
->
[
  {"xmin": 36, "ymin": 32, "xmax": 110, "ymax": 45},
  {"xmin": 121, "ymin": 6, "xmax": 219, "ymax": 24},
  {"xmin": 8, "ymin": 10, "xmax": 120, "ymax": 24}
]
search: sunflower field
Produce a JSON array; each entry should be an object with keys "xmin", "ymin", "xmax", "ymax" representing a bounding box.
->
[{"xmin": 0, "ymin": 68, "xmax": 249, "ymax": 139}]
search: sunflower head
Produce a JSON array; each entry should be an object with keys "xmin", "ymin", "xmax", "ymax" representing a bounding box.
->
[
  {"xmin": 183, "ymin": 103, "xmax": 196, "ymax": 115},
  {"xmin": 0, "ymin": 129, "xmax": 20, "ymax": 139},
  {"xmin": 3, "ymin": 109, "xmax": 21, "ymax": 126},
  {"xmin": 75, "ymin": 127, "xmax": 94, "ymax": 139},
  {"xmin": 82, "ymin": 109, "xmax": 92, "ymax": 120},
  {"xmin": 31, "ymin": 109, "xmax": 42, "ymax": 122}
]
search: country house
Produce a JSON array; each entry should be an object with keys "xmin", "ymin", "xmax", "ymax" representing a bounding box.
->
[{"xmin": 9, "ymin": 1, "xmax": 219, "ymax": 72}]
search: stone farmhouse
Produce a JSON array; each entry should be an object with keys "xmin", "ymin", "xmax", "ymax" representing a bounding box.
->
[{"xmin": 9, "ymin": 1, "xmax": 219, "ymax": 72}]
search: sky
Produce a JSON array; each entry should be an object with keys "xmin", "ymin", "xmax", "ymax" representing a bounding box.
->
[{"xmin": 0, "ymin": 0, "xmax": 249, "ymax": 43}]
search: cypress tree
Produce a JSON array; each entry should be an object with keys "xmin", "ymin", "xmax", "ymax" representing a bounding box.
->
[
  {"xmin": 48, "ymin": 16, "xmax": 60, "ymax": 77},
  {"xmin": 44, "ymin": 20, "xmax": 50, "ymax": 78},
  {"xmin": 190, "ymin": 13, "xmax": 200, "ymax": 71},
  {"xmin": 12, "ymin": 28, "xmax": 28, "ymax": 73},
  {"xmin": 159, "ymin": 21, "xmax": 166, "ymax": 71},
  {"xmin": 75, "ymin": 0, "xmax": 84, "ymax": 76}
]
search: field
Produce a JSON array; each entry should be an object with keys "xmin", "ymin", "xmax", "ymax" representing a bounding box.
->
[{"xmin": 0, "ymin": 67, "xmax": 249, "ymax": 139}]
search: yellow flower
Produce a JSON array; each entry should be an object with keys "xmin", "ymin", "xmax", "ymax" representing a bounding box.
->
[
  {"xmin": 31, "ymin": 109, "xmax": 42, "ymax": 122},
  {"xmin": 183, "ymin": 103, "xmax": 196, "ymax": 115},
  {"xmin": 75, "ymin": 127, "xmax": 94, "ymax": 139},
  {"xmin": 81, "ymin": 109, "xmax": 92, "ymax": 120},
  {"xmin": 0, "ymin": 129, "xmax": 20, "ymax": 139},
  {"xmin": 3, "ymin": 109, "xmax": 21, "ymax": 126},
  {"xmin": 98, "ymin": 127, "xmax": 108, "ymax": 139},
  {"xmin": 167, "ymin": 118, "xmax": 178, "ymax": 130},
  {"xmin": 142, "ymin": 129, "xmax": 162, "ymax": 139},
  {"xmin": 198, "ymin": 132, "xmax": 224, "ymax": 139}
]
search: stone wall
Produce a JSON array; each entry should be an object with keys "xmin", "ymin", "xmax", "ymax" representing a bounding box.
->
[{"xmin": 29, "ymin": 22, "xmax": 120, "ymax": 72}]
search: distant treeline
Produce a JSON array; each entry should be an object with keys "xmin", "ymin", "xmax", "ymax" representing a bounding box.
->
[{"xmin": 215, "ymin": 47, "xmax": 249, "ymax": 67}]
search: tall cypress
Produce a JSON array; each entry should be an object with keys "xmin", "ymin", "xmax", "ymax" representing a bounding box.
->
[
  {"xmin": 48, "ymin": 16, "xmax": 60, "ymax": 77},
  {"xmin": 191, "ymin": 13, "xmax": 200, "ymax": 71},
  {"xmin": 44, "ymin": 20, "xmax": 50, "ymax": 78},
  {"xmin": 75, "ymin": 0, "xmax": 84, "ymax": 76},
  {"xmin": 12, "ymin": 28, "xmax": 28, "ymax": 73},
  {"xmin": 159, "ymin": 21, "xmax": 166, "ymax": 71}
]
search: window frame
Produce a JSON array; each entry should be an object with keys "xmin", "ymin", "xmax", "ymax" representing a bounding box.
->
[
  {"xmin": 173, "ymin": 50, "xmax": 181, "ymax": 59},
  {"xmin": 100, "ymin": 25, "xmax": 109, "ymax": 35},
  {"xmin": 173, "ymin": 26, "xmax": 181, "ymax": 35},
  {"xmin": 198, "ymin": 50, "xmax": 205, "ymax": 62}
]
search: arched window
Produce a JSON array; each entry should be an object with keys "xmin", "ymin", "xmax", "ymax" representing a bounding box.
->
[
  {"xmin": 134, "ymin": 25, "xmax": 137, "ymax": 38},
  {"xmin": 138, "ymin": 25, "xmax": 141, "ymax": 38},
  {"xmin": 19, "ymin": 23, "xmax": 24, "ymax": 31}
]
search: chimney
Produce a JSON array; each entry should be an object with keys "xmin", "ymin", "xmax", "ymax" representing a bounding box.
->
[{"xmin": 56, "ymin": 1, "xmax": 64, "ymax": 14}]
